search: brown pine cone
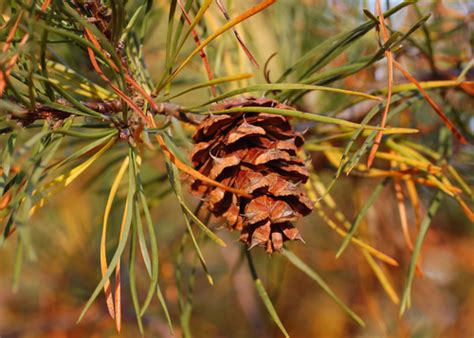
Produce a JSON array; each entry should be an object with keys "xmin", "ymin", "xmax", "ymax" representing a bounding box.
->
[{"xmin": 190, "ymin": 97, "xmax": 313, "ymax": 253}]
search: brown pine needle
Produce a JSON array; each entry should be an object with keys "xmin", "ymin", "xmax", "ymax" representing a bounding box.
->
[
  {"xmin": 0, "ymin": 35, "xmax": 29, "ymax": 97},
  {"xmin": 1, "ymin": 1, "xmax": 50, "ymax": 96},
  {"xmin": 0, "ymin": 190, "xmax": 12, "ymax": 210},
  {"xmin": 40, "ymin": 0, "xmax": 51, "ymax": 11},
  {"xmin": 177, "ymin": 0, "xmax": 216, "ymax": 96},
  {"xmin": 114, "ymin": 262, "xmax": 121, "ymax": 332},
  {"xmin": 168, "ymin": 0, "xmax": 275, "ymax": 83},
  {"xmin": 84, "ymin": 30, "xmax": 149, "ymax": 123},
  {"xmin": 2, "ymin": 12, "xmax": 24, "ymax": 53},
  {"xmin": 394, "ymin": 179, "xmax": 414, "ymax": 251},
  {"xmin": 215, "ymin": 0, "xmax": 259, "ymax": 69},
  {"xmin": 454, "ymin": 195, "xmax": 474, "ymax": 222},
  {"xmin": 367, "ymin": 0, "xmax": 393, "ymax": 168},
  {"xmin": 393, "ymin": 60, "xmax": 468, "ymax": 144}
]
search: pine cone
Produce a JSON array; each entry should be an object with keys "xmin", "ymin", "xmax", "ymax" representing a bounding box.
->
[{"xmin": 190, "ymin": 97, "xmax": 313, "ymax": 253}]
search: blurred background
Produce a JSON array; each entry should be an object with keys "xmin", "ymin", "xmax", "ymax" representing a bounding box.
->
[{"xmin": 1, "ymin": 0, "xmax": 473, "ymax": 337}]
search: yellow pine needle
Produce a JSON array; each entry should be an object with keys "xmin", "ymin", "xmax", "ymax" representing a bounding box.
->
[
  {"xmin": 185, "ymin": 0, "xmax": 213, "ymax": 36},
  {"xmin": 164, "ymin": 73, "xmax": 254, "ymax": 100},
  {"xmin": 35, "ymin": 137, "xmax": 116, "ymax": 194},
  {"xmin": 100, "ymin": 156, "xmax": 130, "ymax": 320},
  {"xmin": 312, "ymin": 143, "xmax": 442, "ymax": 174},
  {"xmin": 372, "ymin": 152, "xmax": 441, "ymax": 174},
  {"xmin": 309, "ymin": 173, "xmax": 400, "ymax": 304},
  {"xmin": 386, "ymin": 138, "xmax": 431, "ymax": 162},
  {"xmin": 114, "ymin": 194, "xmax": 131, "ymax": 333},
  {"xmin": 29, "ymin": 137, "xmax": 116, "ymax": 217},
  {"xmin": 362, "ymin": 250, "xmax": 400, "ymax": 304},
  {"xmin": 447, "ymin": 165, "xmax": 473, "ymax": 199},
  {"xmin": 380, "ymin": 80, "xmax": 473, "ymax": 95},
  {"xmin": 386, "ymin": 140, "xmax": 461, "ymax": 197},
  {"xmin": 389, "ymin": 140, "xmax": 472, "ymax": 205},
  {"xmin": 306, "ymin": 178, "xmax": 398, "ymax": 267},
  {"xmin": 401, "ymin": 163, "xmax": 422, "ymax": 229},
  {"xmin": 47, "ymin": 61, "xmax": 114, "ymax": 99},
  {"xmin": 393, "ymin": 178, "xmax": 414, "ymax": 251}
]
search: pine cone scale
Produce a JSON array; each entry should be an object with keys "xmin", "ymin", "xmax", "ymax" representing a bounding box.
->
[{"xmin": 190, "ymin": 97, "xmax": 313, "ymax": 253}]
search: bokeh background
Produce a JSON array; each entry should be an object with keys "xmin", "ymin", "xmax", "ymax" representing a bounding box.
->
[{"xmin": 1, "ymin": 1, "xmax": 473, "ymax": 337}]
